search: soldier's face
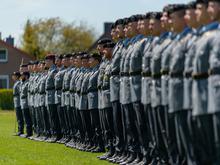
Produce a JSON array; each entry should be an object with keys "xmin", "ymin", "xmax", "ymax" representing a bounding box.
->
[
  {"xmin": 111, "ymin": 29, "xmax": 117, "ymax": 40},
  {"xmin": 208, "ymin": 2, "xmax": 220, "ymax": 21},
  {"xmin": 103, "ymin": 48, "xmax": 112, "ymax": 58},
  {"xmin": 97, "ymin": 44, "xmax": 104, "ymax": 54},
  {"xmin": 116, "ymin": 25, "xmax": 124, "ymax": 39},
  {"xmin": 62, "ymin": 58, "xmax": 70, "ymax": 67},
  {"xmin": 45, "ymin": 59, "xmax": 53, "ymax": 68},
  {"xmin": 149, "ymin": 19, "xmax": 161, "ymax": 36},
  {"xmin": 185, "ymin": 9, "xmax": 197, "ymax": 28},
  {"xmin": 123, "ymin": 25, "xmax": 129, "ymax": 37},
  {"xmin": 55, "ymin": 58, "xmax": 62, "ymax": 67},
  {"xmin": 169, "ymin": 11, "xmax": 185, "ymax": 32},
  {"xmin": 127, "ymin": 22, "xmax": 138, "ymax": 37},
  {"xmin": 137, "ymin": 20, "xmax": 142, "ymax": 33},
  {"xmin": 195, "ymin": 4, "xmax": 210, "ymax": 25},
  {"xmin": 161, "ymin": 12, "xmax": 169, "ymax": 30}
]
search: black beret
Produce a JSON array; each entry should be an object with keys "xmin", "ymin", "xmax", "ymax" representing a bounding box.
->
[
  {"xmin": 168, "ymin": 4, "xmax": 187, "ymax": 15},
  {"xmin": 115, "ymin": 19, "xmax": 124, "ymax": 26},
  {"xmin": 21, "ymin": 71, "xmax": 30, "ymax": 77},
  {"xmin": 33, "ymin": 61, "xmax": 39, "ymax": 65},
  {"xmin": 136, "ymin": 14, "xmax": 145, "ymax": 20},
  {"xmin": 12, "ymin": 72, "xmax": 21, "ymax": 77},
  {"xmin": 81, "ymin": 54, "xmax": 90, "ymax": 60},
  {"xmin": 28, "ymin": 61, "xmax": 34, "ymax": 65},
  {"xmin": 196, "ymin": 0, "xmax": 208, "ymax": 4},
  {"xmin": 186, "ymin": 1, "xmax": 197, "ymax": 9},
  {"xmin": 145, "ymin": 12, "xmax": 153, "ymax": 19},
  {"xmin": 20, "ymin": 64, "xmax": 28, "ymax": 67},
  {"xmin": 111, "ymin": 23, "xmax": 116, "ymax": 29},
  {"xmin": 63, "ymin": 53, "xmax": 72, "ymax": 58},
  {"xmin": 127, "ymin": 15, "xmax": 139, "ymax": 23},
  {"xmin": 123, "ymin": 18, "xmax": 129, "ymax": 25},
  {"xmin": 56, "ymin": 54, "xmax": 63, "ymax": 60},
  {"xmin": 45, "ymin": 54, "xmax": 55, "ymax": 60},
  {"xmin": 150, "ymin": 12, "xmax": 162, "ymax": 20},
  {"xmin": 90, "ymin": 53, "xmax": 102, "ymax": 62},
  {"xmin": 97, "ymin": 38, "xmax": 112, "ymax": 45},
  {"xmin": 103, "ymin": 42, "xmax": 116, "ymax": 48}
]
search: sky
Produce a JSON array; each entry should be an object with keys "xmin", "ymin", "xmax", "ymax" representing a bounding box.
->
[{"xmin": 0, "ymin": 0, "xmax": 191, "ymax": 46}]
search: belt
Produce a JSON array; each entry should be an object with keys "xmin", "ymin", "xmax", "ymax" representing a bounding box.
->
[
  {"xmin": 152, "ymin": 73, "xmax": 161, "ymax": 79},
  {"xmin": 170, "ymin": 72, "xmax": 183, "ymax": 78},
  {"xmin": 98, "ymin": 86, "xmax": 102, "ymax": 90},
  {"xmin": 46, "ymin": 87, "xmax": 55, "ymax": 91},
  {"xmin": 209, "ymin": 69, "xmax": 220, "ymax": 75},
  {"xmin": 88, "ymin": 88, "xmax": 98, "ymax": 93},
  {"xmin": 129, "ymin": 71, "xmax": 142, "ymax": 76},
  {"xmin": 80, "ymin": 92, "xmax": 88, "ymax": 95},
  {"xmin": 76, "ymin": 91, "xmax": 81, "ymax": 94},
  {"xmin": 40, "ymin": 92, "xmax": 46, "ymax": 94},
  {"xmin": 111, "ymin": 71, "xmax": 120, "ymax": 76},
  {"xmin": 161, "ymin": 69, "xmax": 169, "ymax": 75},
  {"xmin": 184, "ymin": 71, "xmax": 192, "ymax": 78},
  {"xmin": 13, "ymin": 94, "xmax": 19, "ymax": 97},
  {"xmin": 192, "ymin": 72, "xmax": 209, "ymax": 79},
  {"xmin": 70, "ymin": 90, "xmax": 76, "ymax": 93},
  {"xmin": 101, "ymin": 86, "xmax": 110, "ymax": 90},
  {"xmin": 120, "ymin": 72, "xmax": 129, "ymax": 77},
  {"xmin": 55, "ymin": 87, "xmax": 62, "ymax": 90},
  {"xmin": 21, "ymin": 96, "xmax": 27, "ymax": 99},
  {"xmin": 142, "ymin": 72, "xmax": 151, "ymax": 77}
]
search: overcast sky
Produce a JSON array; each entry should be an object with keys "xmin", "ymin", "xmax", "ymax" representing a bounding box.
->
[{"xmin": 0, "ymin": 0, "xmax": 191, "ymax": 46}]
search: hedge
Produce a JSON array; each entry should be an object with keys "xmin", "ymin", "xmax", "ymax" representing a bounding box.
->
[{"xmin": 0, "ymin": 89, "xmax": 14, "ymax": 110}]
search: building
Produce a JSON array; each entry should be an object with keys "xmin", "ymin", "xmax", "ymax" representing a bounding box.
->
[
  {"xmin": 0, "ymin": 35, "xmax": 35, "ymax": 89},
  {"xmin": 88, "ymin": 22, "xmax": 113, "ymax": 52}
]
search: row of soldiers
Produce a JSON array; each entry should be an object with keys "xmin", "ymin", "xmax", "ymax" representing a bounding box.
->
[{"xmin": 12, "ymin": 0, "xmax": 220, "ymax": 164}]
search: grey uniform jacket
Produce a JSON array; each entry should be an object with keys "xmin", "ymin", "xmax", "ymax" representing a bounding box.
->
[
  {"xmin": 169, "ymin": 28, "xmax": 192, "ymax": 113},
  {"xmin": 150, "ymin": 33, "xmax": 172, "ymax": 108},
  {"xmin": 13, "ymin": 80, "xmax": 21, "ymax": 108},
  {"xmin": 208, "ymin": 30, "xmax": 220, "ymax": 114},
  {"xmin": 79, "ymin": 69, "xmax": 92, "ymax": 110},
  {"xmin": 102, "ymin": 60, "xmax": 112, "ymax": 109},
  {"xmin": 63, "ymin": 67, "xmax": 74, "ymax": 106},
  {"xmin": 38, "ymin": 72, "xmax": 47, "ymax": 107},
  {"xmin": 20, "ymin": 80, "xmax": 29, "ymax": 109},
  {"xmin": 192, "ymin": 24, "xmax": 219, "ymax": 116},
  {"xmin": 55, "ymin": 67, "xmax": 65, "ymax": 105},
  {"xmin": 129, "ymin": 35, "xmax": 146, "ymax": 103},
  {"xmin": 88, "ymin": 66, "xmax": 100, "ymax": 110},
  {"xmin": 45, "ymin": 65, "xmax": 57, "ymax": 105},
  {"xmin": 110, "ymin": 41, "xmax": 123, "ymax": 102},
  {"xmin": 70, "ymin": 68, "xmax": 80, "ymax": 108}
]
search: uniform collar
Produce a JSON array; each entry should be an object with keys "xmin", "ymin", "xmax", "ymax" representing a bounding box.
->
[
  {"xmin": 175, "ymin": 27, "xmax": 192, "ymax": 41},
  {"xmin": 49, "ymin": 64, "xmax": 56, "ymax": 71},
  {"xmin": 198, "ymin": 22, "xmax": 220, "ymax": 35}
]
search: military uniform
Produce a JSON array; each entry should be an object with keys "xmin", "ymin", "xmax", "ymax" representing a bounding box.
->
[
  {"xmin": 13, "ymin": 80, "xmax": 24, "ymax": 135},
  {"xmin": 20, "ymin": 78, "xmax": 32, "ymax": 136}
]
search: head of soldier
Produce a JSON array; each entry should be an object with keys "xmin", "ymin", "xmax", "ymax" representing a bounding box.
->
[
  {"xmin": 55, "ymin": 54, "xmax": 63, "ymax": 68},
  {"xmin": 111, "ymin": 23, "xmax": 117, "ymax": 41},
  {"xmin": 127, "ymin": 15, "xmax": 139, "ymax": 38},
  {"xmin": 207, "ymin": 0, "xmax": 220, "ymax": 21},
  {"xmin": 27, "ymin": 61, "xmax": 34, "ymax": 72},
  {"xmin": 75, "ymin": 53, "xmax": 82, "ymax": 68},
  {"xmin": 89, "ymin": 53, "xmax": 101, "ymax": 68},
  {"xmin": 38, "ymin": 61, "xmax": 45, "ymax": 72},
  {"xmin": 62, "ymin": 54, "xmax": 71, "ymax": 68},
  {"xmin": 45, "ymin": 54, "xmax": 55, "ymax": 69},
  {"xmin": 168, "ymin": 4, "xmax": 187, "ymax": 33},
  {"xmin": 115, "ymin": 19, "xmax": 125, "ymax": 40},
  {"xmin": 20, "ymin": 63, "xmax": 29, "ymax": 73},
  {"xmin": 149, "ymin": 12, "xmax": 163, "ymax": 36},
  {"xmin": 103, "ymin": 42, "xmax": 115, "ymax": 60},
  {"xmin": 161, "ymin": 5, "xmax": 172, "ymax": 31},
  {"xmin": 20, "ymin": 72, "xmax": 30, "ymax": 82},
  {"xmin": 138, "ymin": 13, "xmax": 151, "ymax": 36},
  {"xmin": 137, "ymin": 14, "xmax": 144, "ymax": 34},
  {"xmin": 81, "ymin": 54, "xmax": 90, "ymax": 68},
  {"xmin": 12, "ymin": 72, "xmax": 21, "ymax": 82},
  {"xmin": 70, "ymin": 53, "xmax": 76, "ymax": 67},
  {"xmin": 97, "ymin": 38, "xmax": 112, "ymax": 55},
  {"xmin": 32, "ymin": 61, "xmax": 39, "ymax": 72},
  {"xmin": 123, "ymin": 19, "xmax": 129, "ymax": 38},
  {"xmin": 195, "ymin": 0, "xmax": 211, "ymax": 25},
  {"xmin": 184, "ymin": 1, "xmax": 198, "ymax": 28}
]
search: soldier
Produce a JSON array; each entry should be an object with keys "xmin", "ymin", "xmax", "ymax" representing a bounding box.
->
[
  {"xmin": 20, "ymin": 71, "xmax": 32, "ymax": 138},
  {"xmin": 206, "ymin": 0, "xmax": 220, "ymax": 164},
  {"xmin": 12, "ymin": 72, "xmax": 24, "ymax": 136},
  {"xmin": 107, "ymin": 19, "xmax": 126, "ymax": 163},
  {"xmin": 37, "ymin": 60, "xmax": 50, "ymax": 141},
  {"xmin": 61, "ymin": 54, "xmax": 73, "ymax": 143},
  {"xmin": 45, "ymin": 54, "xmax": 60, "ymax": 143},
  {"xmin": 87, "ymin": 53, "xmax": 104, "ymax": 153},
  {"xmin": 54, "ymin": 54, "xmax": 66, "ymax": 143}
]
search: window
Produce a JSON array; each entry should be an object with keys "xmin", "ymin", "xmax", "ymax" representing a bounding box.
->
[
  {"xmin": 0, "ymin": 49, "xmax": 8, "ymax": 62},
  {"xmin": 0, "ymin": 75, "xmax": 9, "ymax": 89}
]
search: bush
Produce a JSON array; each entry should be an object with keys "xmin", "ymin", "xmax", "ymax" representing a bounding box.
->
[{"xmin": 0, "ymin": 89, "xmax": 14, "ymax": 110}]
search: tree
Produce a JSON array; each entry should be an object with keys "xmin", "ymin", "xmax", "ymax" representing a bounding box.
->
[{"xmin": 21, "ymin": 18, "xmax": 95, "ymax": 59}]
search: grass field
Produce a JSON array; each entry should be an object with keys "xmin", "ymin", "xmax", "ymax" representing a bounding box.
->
[{"xmin": 0, "ymin": 110, "xmax": 110, "ymax": 165}]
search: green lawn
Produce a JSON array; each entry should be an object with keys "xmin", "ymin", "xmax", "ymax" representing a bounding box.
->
[{"xmin": 0, "ymin": 110, "xmax": 110, "ymax": 165}]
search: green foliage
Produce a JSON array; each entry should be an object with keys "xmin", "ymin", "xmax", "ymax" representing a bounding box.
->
[
  {"xmin": 21, "ymin": 17, "xmax": 96, "ymax": 59},
  {"xmin": 0, "ymin": 111, "xmax": 110, "ymax": 165},
  {"xmin": 0, "ymin": 89, "xmax": 13, "ymax": 110}
]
